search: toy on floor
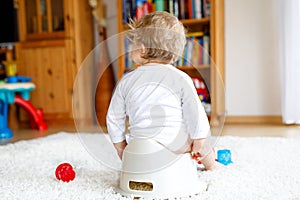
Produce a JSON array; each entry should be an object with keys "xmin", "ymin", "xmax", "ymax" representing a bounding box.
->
[
  {"xmin": 14, "ymin": 95, "xmax": 47, "ymax": 130},
  {"xmin": 116, "ymin": 138, "xmax": 205, "ymax": 199},
  {"xmin": 0, "ymin": 77, "xmax": 47, "ymax": 145},
  {"xmin": 217, "ymin": 149, "xmax": 233, "ymax": 166},
  {"xmin": 191, "ymin": 77, "xmax": 210, "ymax": 103},
  {"xmin": 55, "ymin": 163, "xmax": 76, "ymax": 182}
]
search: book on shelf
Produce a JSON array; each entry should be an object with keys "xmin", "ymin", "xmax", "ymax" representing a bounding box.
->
[
  {"xmin": 202, "ymin": 0, "xmax": 210, "ymax": 18},
  {"xmin": 194, "ymin": 0, "xmax": 202, "ymax": 19},
  {"xmin": 187, "ymin": 0, "xmax": 193, "ymax": 19},
  {"xmin": 155, "ymin": 0, "xmax": 164, "ymax": 11},
  {"xmin": 202, "ymin": 33, "xmax": 210, "ymax": 65},
  {"xmin": 168, "ymin": 0, "xmax": 174, "ymax": 15},
  {"xmin": 175, "ymin": 32, "xmax": 210, "ymax": 68},
  {"xmin": 191, "ymin": 37, "xmax": 199, "ymax": 66},
  {"xmin": 124, "ymin": 38, "xmax": 136, "ymax": 69},
  {"xmin": 185, "ymin": 38, "xmax": 194, "ymax": 66},
  {"xmin": 198, "ymin": 38, "xmax": 204, "ymax": 66},
  {"xmin": 173, "ymin": 0, "xmax": 180, "ymax": 18},
  {"xmin": 122, "ymin": 0, "xmax": 211, "ymax": 23}
]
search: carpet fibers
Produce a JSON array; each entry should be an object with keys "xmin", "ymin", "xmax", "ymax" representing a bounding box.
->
[{"xmin": 1, "ymin": 132, "xmax": 300, "ymax": 200}]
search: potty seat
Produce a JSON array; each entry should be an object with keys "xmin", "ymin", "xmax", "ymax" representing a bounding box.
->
[{"xmin": 117, "ymin": 138, "xmax": 206, "ymax": 198}]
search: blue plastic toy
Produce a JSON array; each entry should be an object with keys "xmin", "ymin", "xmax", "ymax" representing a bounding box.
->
[
  {"xmin": 6, "ymin": 76, "xmax": 32, "ymax": 83},
  {"xmin": 0, "ymin": 83, "xmax": 35, "ymax": 145},
  {"xmin": 217, "ymin": 149, "xmax": 233, "ymax": 166},
  {"xmin": 0, "ymin": 100, "xmax": 13, "ymax": 145}
]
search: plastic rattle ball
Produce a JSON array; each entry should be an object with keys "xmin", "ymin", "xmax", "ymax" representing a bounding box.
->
[
  {"xmin": 55, "ymin": 163, "xmax": 76, "ymax": 182},
  {"xmin": 217, "ymin": 149, "xmax": 233, "ymax": 166}
]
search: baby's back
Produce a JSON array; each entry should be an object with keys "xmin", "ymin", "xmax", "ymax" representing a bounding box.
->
[{"xmin": 121, "ymin": 64, "xmax": 192, "ymax": 150}]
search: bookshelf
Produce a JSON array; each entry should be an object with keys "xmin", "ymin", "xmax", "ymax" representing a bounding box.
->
[{"xmin": 116, "ymin": 0, "xmax": 224, "ymax": 125}]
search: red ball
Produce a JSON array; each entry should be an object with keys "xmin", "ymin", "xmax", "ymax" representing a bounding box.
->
[{"xmin": 55, "ymin": 163, "xmax": 76, "ymax": 182}]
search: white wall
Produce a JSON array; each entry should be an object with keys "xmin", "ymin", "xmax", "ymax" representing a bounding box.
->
[{"xmin": 225, "ymin": 0, "xmax": 281, "ymax": 116}]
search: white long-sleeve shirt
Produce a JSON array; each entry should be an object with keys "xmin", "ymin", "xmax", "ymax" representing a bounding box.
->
[{"xmin": 106, "ymin": 64, "xmax": 210, "ymax": 152}]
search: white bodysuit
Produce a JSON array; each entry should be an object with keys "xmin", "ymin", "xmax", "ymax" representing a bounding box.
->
[{"xmin": 106, "ymin": 64, "xmax": 210, "ymax": 152}]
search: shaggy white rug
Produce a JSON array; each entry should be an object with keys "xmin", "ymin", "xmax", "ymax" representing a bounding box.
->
[{"xmin": 1, "ymin": 132, "xmax": 300, "ymax": 200}]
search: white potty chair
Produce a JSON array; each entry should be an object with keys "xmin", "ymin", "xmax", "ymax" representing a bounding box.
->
[{"xmin": 117, "ymin": 138, "xmax": 205, "ymax": 199}]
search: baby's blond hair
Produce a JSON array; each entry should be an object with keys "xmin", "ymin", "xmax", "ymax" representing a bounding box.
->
[{"xmin": 128, "ymin": 11, "xmax": 186, "ymax": 64}]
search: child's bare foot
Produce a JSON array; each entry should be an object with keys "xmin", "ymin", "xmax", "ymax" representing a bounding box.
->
[{"xmin": 206, "ymin": 161, "xmax": 225, "ymax": 171}]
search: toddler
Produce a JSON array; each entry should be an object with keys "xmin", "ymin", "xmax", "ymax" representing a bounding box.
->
[{"xmin": 106, "ymin": 11, "xmax": 220, "ymax": 170}]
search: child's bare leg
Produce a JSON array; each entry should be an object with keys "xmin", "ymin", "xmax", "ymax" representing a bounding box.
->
[{"xmin": 113, "ymin": 140, "xmax": 127, "ymax": 159}]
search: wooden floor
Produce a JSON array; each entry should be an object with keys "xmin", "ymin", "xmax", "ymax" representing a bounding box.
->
[
  {"xmin": 222, "ymin": 124, "xmax": 300, "ymax": 138},
  {"xmin": 8, "ymin": 123, "xmax": 300, "ymax": 143}
]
